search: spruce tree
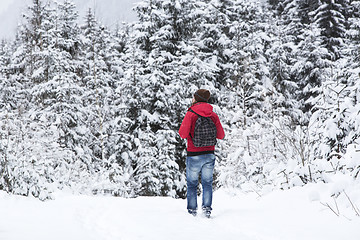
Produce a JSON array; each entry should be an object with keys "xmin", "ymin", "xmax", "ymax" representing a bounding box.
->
[
  {"xmin": 131, "ymin": 0, "xmax": 222, "ymax": 196},
  {"xmin": 314, "ymin": 0, "xmax": 348, "ymax": 60}
]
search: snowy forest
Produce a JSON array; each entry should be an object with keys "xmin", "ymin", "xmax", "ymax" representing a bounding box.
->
[{"xmin": 0, "ymin": 0, "xmax": 360, "ymax": 201}]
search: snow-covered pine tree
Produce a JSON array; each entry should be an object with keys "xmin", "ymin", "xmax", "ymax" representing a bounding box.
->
[
  {"xmin": 131, "ymin": 0, "xmax": 226, "ymax": 197},
  {"xmin": 265, "ymin": 16, "xmax": 299, "ymax": 122},
  {"xmin": 0, "ymin": 36, "xmax": 35, "ymax": 196},
  {"xmin": 80, "ymin": 8, "xmax": 106, "ymax": 164},
  {"xmin": 308, "ymin": 67, "xmax": 353, "ymax": 179},
  {"xmin": 1, "ymin": 0, "xmax": 93, "ymax": 198},
  {"xmin": 78, "ymin": 8, "xmax": 126, "ymax": 194},
  {"xmin": 333, "ymin": 0, "xmax": 360, "ymax": 179},
  {"xmin": 2, "ymin": 0, "xmax": 64, "ymax": 198},
  {"xmin": 56, "ymin": 0, "xmax": 81, "ymax": 58},
  {"xmin": 46, "ymin": 0, "xmax": 93, "ymax": 189},
  {"xmin": 297, "ymin": 0, "xmax": 321, "ymax": 24},
  {"xmin": 300, "ymin": 0, "xmax": 354, "ymax": 183},
  {"xmin": 314, "ymin": 0, "xmax": 348, "ymax": 60},
  {"xmin": 0, "ymin": 40, "xmax": 12, "ymax": 193},
  {"xmin": 107, "ymin": 25, "xmax": 145, "ymax": 197},
  {"xmin": 0, "ymin": 40, "xmax": 11, "ymax": 75},
  {"xmin": 190, "ymin": 0, "xmax": 232, "ymax": 90},
  {"xmin": 92, "ymin": 22, "xmax": 141, "ymax": 197},
  {"xmin": 270, "ymin": 0, "xmax": 315, "ymax": 122},
  {"xmin": 219, "ymin": 0, "xmax": 279, "ymax": 188},
  {"xmin": 346, "ymin": 0, "xmax": 360, "ymax": 141}
]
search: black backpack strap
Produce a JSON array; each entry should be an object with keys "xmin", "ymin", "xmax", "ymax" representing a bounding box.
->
[
  {"xmin": 188, "ymin": 109, "xmax": 200, "ymax": 139},
  {"xmin": 189, "ymin": 109, "xmax": 201, "ymax": 117}
]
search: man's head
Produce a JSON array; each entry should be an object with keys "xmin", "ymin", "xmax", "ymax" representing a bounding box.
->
[{"xmin": 193, "ymin": 89, "xmax": 211, "ymax": 103}]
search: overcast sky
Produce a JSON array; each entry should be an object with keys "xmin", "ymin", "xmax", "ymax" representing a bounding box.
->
[{"xmin": 0, "ymin": 0, "xmax": 138, "ymax": 40}]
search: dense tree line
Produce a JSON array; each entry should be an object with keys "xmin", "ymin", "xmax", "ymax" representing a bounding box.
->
[{"xmin": 0, "ymin": 0, "xmax": 359, "ymax": 200}]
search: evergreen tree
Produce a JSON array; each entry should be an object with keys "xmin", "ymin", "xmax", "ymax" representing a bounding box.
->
[
  {"xmin": 314, "ymin": 0, "xmax": 348, "ymax": 60},
  {"xmin": 268, "ymin": 0, "xmax": 314, "ymax": 124},
  {"xmin": 117, "ymin": 27, "xmax": 153, "ymax": 196},
  {"xmin": 96, "ymin": 23, "xmax": 139, "ymax": 197},
  {"xmin": 77, "ymin": 9, "xmax": 135, "ymax": 195},
  {"xmin": 132, "ymin": 0, "xmax": 224, "ymax": 196},
  {"xmin": 222, "ymin": 0, "xmax": 270, "ymax": 128},
  {"xmin": 292, "ymin": 0, "xmax": 321, "ymax": 25},
  {"xmin": 192, "ymin": 0, "xmax": 233, "ymax": 89},
  {"xmin": 219, "ymin": 0, "xmax": 277, "ymax": 188},
  {"xmin": 293, "ymin": 23, "xmax": 332, "ymax": 115},
  {"xmin": 56, "ymin": 0, "xmax": 81, "ymax": 58},
  {"xmin": 1, "ymin": 0, "xmax": 91, "ymax": 198},
  {"xmin": 80, "ymin": 9, "xmax": 113, "ymax": 165},
  {"xmin": 309, "ymin": 69, "xmax": 352, "ymax": 165}
]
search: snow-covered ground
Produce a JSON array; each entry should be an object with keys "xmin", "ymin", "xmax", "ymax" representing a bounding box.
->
[{"xmin": 1, "ymin": 184, "xmax": 359, "ymax": 240}]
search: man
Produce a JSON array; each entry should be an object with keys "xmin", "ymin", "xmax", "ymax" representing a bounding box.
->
[{"xmin": 179, "ymin": 89, "xmax": 225, "ymax": 218}]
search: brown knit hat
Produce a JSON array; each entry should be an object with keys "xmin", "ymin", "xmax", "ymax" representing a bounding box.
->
[{"xmin": 194, "ymin": 89, "xmax": 210, "ymax": 102}]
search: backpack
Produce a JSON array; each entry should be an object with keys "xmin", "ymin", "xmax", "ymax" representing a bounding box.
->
[{"xmin": 189, "ymin": 109, "xmax": 217, "ymax": 147}]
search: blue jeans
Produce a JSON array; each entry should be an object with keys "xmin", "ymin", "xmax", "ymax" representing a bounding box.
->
[{"xmin": 186, "ymin": 154, "xmax": 215, "ymax": 212}]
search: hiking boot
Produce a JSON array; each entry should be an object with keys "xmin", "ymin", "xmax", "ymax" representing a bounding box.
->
[
  {"xmin": 188, "ymin": 209, "xmax": 197, "ymax": 217},
  {"xmin": 202, "ymin": 207, "xmax": 211, "ymax": 218}
]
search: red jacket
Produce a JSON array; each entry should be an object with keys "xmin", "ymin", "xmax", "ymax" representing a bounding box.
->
[{"xmin": 179, "ymin": 102, "xmax": 225, "ymax": 155}]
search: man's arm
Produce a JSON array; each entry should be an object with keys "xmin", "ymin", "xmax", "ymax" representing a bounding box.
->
[{"xmin": 179, "ymin": 112, "xmax": 192, "ymax": 139}]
